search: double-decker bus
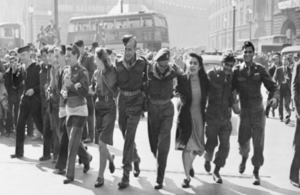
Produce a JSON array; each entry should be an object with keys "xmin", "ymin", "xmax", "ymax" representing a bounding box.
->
[
  {"xmin": 67, "ymin": 11, "xmax": 169, "ymax": 52},
  {"xmin": 257, "ymin": 35, "xmax": 290, "ymax": 54},
  {"xmin": 0, "ymin": 23, "xmax": 22, "ymax": 49}
]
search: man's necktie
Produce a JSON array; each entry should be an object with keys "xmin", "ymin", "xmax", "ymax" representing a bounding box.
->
[{"xmin": 247, "ymin": 66, "xmax": 251, "ymax": 76}]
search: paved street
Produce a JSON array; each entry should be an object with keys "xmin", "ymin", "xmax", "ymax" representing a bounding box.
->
[{"xmin": 1, "ymin": 94, "xmax": 300, "ymax": 195}]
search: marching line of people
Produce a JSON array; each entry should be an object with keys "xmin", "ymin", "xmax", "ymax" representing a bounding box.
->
[{"xmin": 1, "ymin": 35, "xmax": 299, "ymax": 190}]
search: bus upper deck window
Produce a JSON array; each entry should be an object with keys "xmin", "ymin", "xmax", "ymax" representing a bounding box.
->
[
  {"xmin": 116, "ymin": 19, "xmax": 127, "ymax": 29},
  {"xmin": 142, "ymin": 17, "xmax": 153, "ymax": 27},
  {"xmin": 103, "ymin": 20, "xmax": 115, "ymax": 29},
  {"xmin": 128, "ymin": 18, "xmax": 140, "ymax": 28},
  {"xmin": 4, "ymin": 28, "xmax": 13, "ymax": 37}
]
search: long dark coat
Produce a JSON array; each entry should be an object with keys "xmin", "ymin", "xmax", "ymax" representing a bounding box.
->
[{"xmin": 175, "ymin": 69, "xmax": 208, "ymax": 150}]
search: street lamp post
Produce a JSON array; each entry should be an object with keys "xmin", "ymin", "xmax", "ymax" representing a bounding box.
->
[
  {"xmin": 248, "ymin": 8, "xmax": 253, "ymax": 42},
  {"xmin": 232, "ymin": 0, "xmax": 237, "ymax": 51},
  {"xmin": 28, "ymin": 5, "xmax": 34, "ymax": 43},
  {"xmin": 224, "ymin": 18, "xmax": 227, "ymax": 50}
]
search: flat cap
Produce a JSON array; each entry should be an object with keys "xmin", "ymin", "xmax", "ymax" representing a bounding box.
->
[
  {"xmin": 122, "ymin": 34, "xmax": 135, "ymax": 46},
  {"xmin": 92, "ymin": 42, "xmax": 99, "ymax": 48},
  {"xmin": 154, "ymin": 48, "xmax": 170, "ymax": 61},
  {"xmin": 17, "ymin": 45, "xmax": 30, "ymax": 54}
]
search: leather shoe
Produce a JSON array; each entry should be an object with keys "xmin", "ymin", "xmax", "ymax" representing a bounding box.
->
[
  {"xmin": 239, "ymin": 157, "xmax": 247, "ymax": 174},
  {"xmin": 118, "ymin": 175, "xmax": 129, "ymax": 189},
  {"xmin": 290, "ymin": 179, "xmax": 300, "ymax": 188},
  {"xmin": 213, "ymin": 172, "xmax": 223, "ymax": 184},
  {"xmin": 11, "ymin": 154, "xmax": 23, "ymax": 158},
  {"xmin": 95, "ymin": 177, "xmax": 104, "ymax": 188},
  {"xmin": 189, "ymin": 168, "xmax": 195, "ymax": 177},
  {"xmin": 285, "ymin": 118, "xmax": 291, "ymax": 124},
  {"xmin": 83, "ymin": 138, "xmax": 93, "ymax": 143},
  {"xmin": 109, "ymin": 154, "xmax": 115, "ymax": 174},
  {"xmin": 83, "ymin": 156, "xmax": 93, "ymax": 173},
  {"xmin": 204, "ymin": 161, "xmax": 211, "ymax": 173},
  {"xmin": 58, "ymin": 169, "xmax": 66, "ymax": 175},
  {"xmin": 133, "ymin": 159, "xmax": 141, "ymax": 177},
  {"xmin": 63, "ymin": 177, "xmax": 74, "ymax": 184},
  {"xmin": 154, "ymin": 183, "xmax": 163, "ymax": 190},
  {"xmin": 253, "ymin": 172, "xmax": 260, "ymax": 185},
  {"xmin": 39, "ymin": 155, "xmax": 51, "ymax": 161},
  {"xmin": 181, "ymin": 178, "xmax": 191, "ymax": 188}
]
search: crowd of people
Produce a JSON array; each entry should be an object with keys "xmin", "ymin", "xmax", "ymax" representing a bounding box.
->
[{"xmin": 0, "ymin": 35, "xmax": 299, "ymax": 191}]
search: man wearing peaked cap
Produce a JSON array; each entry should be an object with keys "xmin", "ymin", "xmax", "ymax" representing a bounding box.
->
[
  {"xmin": 115, "ymin": 34, "xmax": 145, "ymax": 189},
  {"xmin": 146, "ymin": 46, "xmax": 183, "ymax": 189},
  {"xmin": 154, "ymin": 48, "xmax": 170, "ymax": 61},
  {"xmin": 11, "ymin": 41, "xmax": 44, "ymax": 159}
]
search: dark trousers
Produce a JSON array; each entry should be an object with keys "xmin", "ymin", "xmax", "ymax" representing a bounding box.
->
[
  {"xmin": 15, "ymin": 96, "xmax": 43, "ymax": 155},
  {"xmin": 118, "ymin": 94, "xmax": 142, "ymax": 172},
  {"xmin": 290, "ymin": 118, "xmax": 300, "ymax": 182},
  {"xmin": 205, "ymin": 119, "xmax": 232, "ymax": 167},
  {"xmin": 66, "ymin": 115, "xmax": 91, "ymax": 179},
  {"xmin": 82, "ymin": 96, "xmax": 95, "ymax": 140},
  {"xmin": 148, "ymin": 102, "xmax": 174, "ymax": 184},
  {"xmin": 279, "ymin": 84, "xmax": 291, "ymax": 119},
  {"xmin": 42, "ymin": 109, "xmax": 60, "ymax": 158},
  {"xmin": 56, "ymin": 117, "xmax": 68, "ymax": 170},
  {"xmin": 5, "ymin": 100, "xmax": 19, "ymax": 134},
  {"xmin": 239, "ymin": 105, "xmax": 266, "ymax": 167}
]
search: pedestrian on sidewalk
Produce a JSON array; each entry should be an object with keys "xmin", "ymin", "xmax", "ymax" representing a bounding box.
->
[
  {"xmin": 116, "ymin": 35, "xmax": 146, "ymax": 189},
  {"xmin": 204, "ymin": 52, "xmax": 240, "ymax": 184},
  {"xmin": 273, "ymin": 55, "xmax": 292, "ymax": 124},
  {"xmin": 232, "ymin": 41, "xmax": 279, "ymax": 185},
  {"xmin": 175, "ymin": 53, "xmax": 208, "ymax": 188},
  {"xmin": 290, "ymin": 58, "xmax": 300, "ymax": 188},
  {"xmin": 146, "ymin": 48, "xmax": 183, "ymax": 190},
  {"xmin": 61, "ymin": 44, "xmax": 92, "ymax": 184}
]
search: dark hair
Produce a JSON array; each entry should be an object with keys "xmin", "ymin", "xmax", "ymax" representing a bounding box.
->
[
  {"xmin": 66, "ymin": 44, "xmax": 80, "ymax": 59},
  {"xmin": 95, "ymin": 47, "xmax": 113, "ymax": 70},
  {"xmin": 183, "ymin": 52, "xmax": 206, "ymax": 74},
  {"xmin": 47, "ymin": 45, "xmax": 55, "ymax": 54},
  {"xmin": 74, "ymin": 40, "xmax": 84, "ymax": 47},
  {"xmin": 40, "ymin": 46, "xmax": 48, "ymax": 55},
  {"xmin": 242, "ymin": 41, "xmax": 255, "ymax": 53},
  {"xmin": 55, "ymin": 44, "xmax": 66, "ymax": 55}
]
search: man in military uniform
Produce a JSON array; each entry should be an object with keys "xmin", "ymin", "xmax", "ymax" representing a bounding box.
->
[
  {"xmin": 10, "ymin": 45, "xmax": 44, "ymax": 158},
  {"xmin": 61, "ymin": 44, "xmax": 92, "ymax": 184},
  {"xmin": 116, "ymin": 35, "xmax": 146, "ymax": 189},
  {"xmin": 204, "ymin": 53, "xmax": 239, "ymax": 184},
  {"xmin": 146, "ymin": 48, "xmax": 183, "ymax": 189},
  {"xmin": 232, "ymin": 41, "xmax": 279, "ymax": 185},
  {"xmin": 75, "ymin": 40, "xmax": 95, "ymax": 143}
]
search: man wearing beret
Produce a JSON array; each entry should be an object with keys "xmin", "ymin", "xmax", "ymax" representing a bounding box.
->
[
  {"xmin": 61, "ymin": 44, "xmax": 92, "ymax": 184},
  {"xmin": 232, "ymin": 41, "xmax": 279, "ymax": 185},
  {"xmin": 10, "ymin": 45, "xmax": 44, "ymax": 158},
  {"xmin": 146, "ymin": 48, "xmax": 183, "ymax": 189},
  {"xmin": 116, "ymin": 34, "xmax": 146, "ymax": 189},
  {"xmin": 75, "ymin": 40, "xmax": 95, "ymax": 144},
  {"xmin": 204, "ymin": 52, "xmax": 239, "ymax": 184}
]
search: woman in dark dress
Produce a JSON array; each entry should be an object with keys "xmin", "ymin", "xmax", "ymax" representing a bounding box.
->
[
  {"xmin": 91, "ymin": 47, "xmax": 118, "ymax": 187},
  {"xmin": 175, "ymin": 53, "xmax": 208, "ymax": 188}
]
